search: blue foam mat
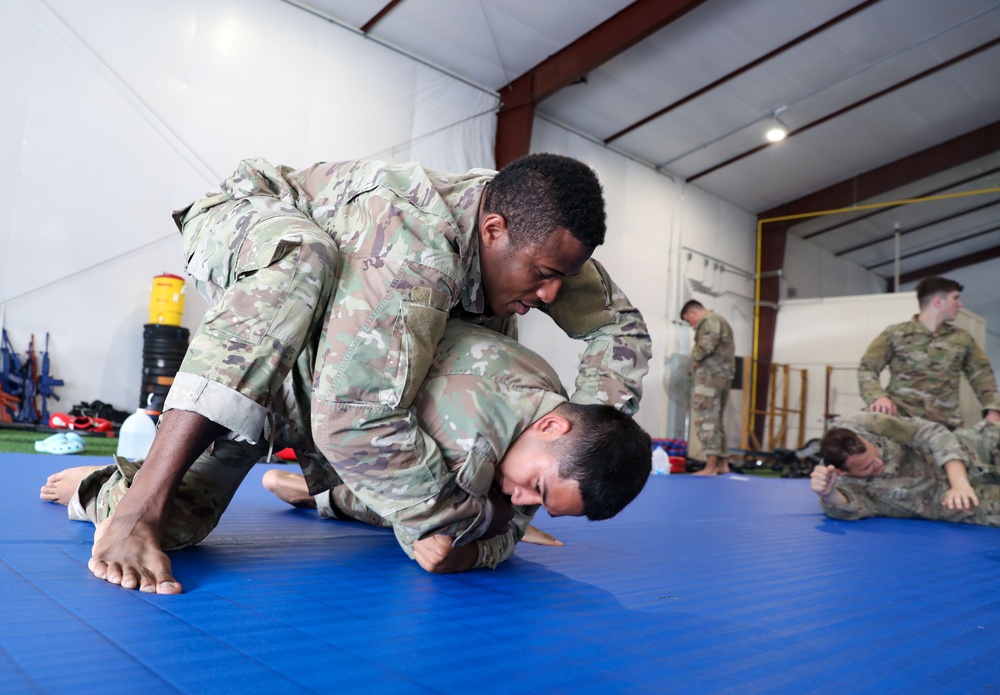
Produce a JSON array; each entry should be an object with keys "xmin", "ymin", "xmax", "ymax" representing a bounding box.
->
[{"xmin": 2, "ymin": 452, "xmax": 999, "ymax": 694}]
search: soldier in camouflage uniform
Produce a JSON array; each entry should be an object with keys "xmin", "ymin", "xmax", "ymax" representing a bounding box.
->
[
  {"xmin": 45, "ymin": 321, "xmax": 652, "ymax": 573},
  {"xmin": 810, "ymin": 412, "xmax": 1000, "ymax": 525},
  {"xmin": 681, "ymin": 300, "xmax": 736, "ymax": 475},
  {"xmin": 857, "ymin": 276, "xmax": 1000, "ymax": 430},
  {"xmin": 82, "ymin": 153, "xmax": 652, "ymax": 593}
]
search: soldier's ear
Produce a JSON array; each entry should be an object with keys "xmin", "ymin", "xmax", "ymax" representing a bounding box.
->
[
  {"xmin": 531, "ymin": 412, "xmax": 572, "ymax": 439},
  {"xmin": 479, "ymin": 213, "xmax": 509, "ymax": 249}
]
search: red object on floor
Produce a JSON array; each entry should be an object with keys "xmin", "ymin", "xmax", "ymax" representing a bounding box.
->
[
  {"xmin": 669, "ymin": 456, "xmax": 687, "ymax": 474},
  {"xmin": 49, "ymin": 412, "xmax": 113, "ymax": 432},
  {"xmin": 275, "ymin": 447, "xmax": 297, "ymax": 461}
]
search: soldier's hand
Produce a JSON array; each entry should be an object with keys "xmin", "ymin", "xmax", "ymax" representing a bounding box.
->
[
  {"xmin": 413, "ymin": 534, "xmax": 479, "ymax": 574},
  {"xmin": 986, "ymin": 410, "xmax": 1000, "ymax": 424},
  {"xmin": 868, "ymin": 396, "xmax": 898, "ymax": 416},
  {"xmin": 943, "ymin": 483, "xmax": 979, "ymax": 510},
  {"xmin": 810, "ymin": 464, "xmax": 839, "ymax": 499}
]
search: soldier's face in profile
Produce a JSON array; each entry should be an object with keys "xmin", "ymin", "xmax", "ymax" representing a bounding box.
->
[
  {"xmin": 478, "ymin": 215, "xmax": 592, "ymax": 318},
  {"xmin": 841, "ymin": 438, "xmax": 884, "ymax": 478},
  {"xmin": 940, "ymin": 291, "xmax": 963, "ymax": 322},
  {"xmin": 494, "ymin": 413, "xmax": 585, "ymax": 517},
  {"xmin": 681, "ymin": 310, "xmax": 701, "ymax": 329}
]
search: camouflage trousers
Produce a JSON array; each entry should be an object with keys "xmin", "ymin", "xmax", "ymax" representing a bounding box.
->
[
  {"xmin": 692, "ymin": 373, "xmax": 730, "ymax": 457},
  {"xmin": 167, "ymin": 195, "xmax": 340, "ymax": 445},
  {"xmin": 67, "ymin": 438, "xmax": 385, "ymax": 550}
]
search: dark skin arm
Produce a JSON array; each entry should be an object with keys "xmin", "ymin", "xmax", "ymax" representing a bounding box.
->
[{"xmin": 88, "ymin": 409, "xmax": 226, "ymax": 594}]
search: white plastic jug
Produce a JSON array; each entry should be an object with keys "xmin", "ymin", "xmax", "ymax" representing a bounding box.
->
[
  {"xmin": 116, "ymin": 408, "xmax": 157, "ymax": 460},
  {"xmin": 651, "ymin": 446, "xmax": 671, "ymax": 475}
]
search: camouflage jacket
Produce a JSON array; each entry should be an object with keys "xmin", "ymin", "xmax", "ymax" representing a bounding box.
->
[
  {"xmin": 691, "ymin": 310, "xmax": 735, "ymax": 381},
  {"xmin": 296, "ymin": 321, "xmax": 563, "ymax": 568},
  {"xmin": 857, "ymin": 316, "xmax": 1000, "ymax": 429},
  {"xmin": 821, "ymin": 413, "xmax": 1000, "ymax": 526},
  {"xmin": 179, "ymin": 157, "xmax": 649, "ymax": 554}
]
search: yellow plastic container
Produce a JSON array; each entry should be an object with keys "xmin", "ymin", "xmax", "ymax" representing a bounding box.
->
[{"xmin": 149, "ymin": 273, "xmax": 186, "ymax": 325}]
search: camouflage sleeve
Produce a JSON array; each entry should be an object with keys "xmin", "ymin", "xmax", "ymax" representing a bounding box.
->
[
  {"xmin": 962, "ymin": 336, "xmax": 1000, "ymax": 413},
  {"xmin": 691, "ymin": 315, "xmax": 722, "ymax": 364},
  {"xmin": 857, "ymin": 328, "xmax": 891, "ymax": 405},
  {"xmin": 906, "ymin": 416, "xmax": 970, "ymax": 467},
  {"xmin": 472, "ymin": 505, "xmax": 537, "ymax": 569},
  {"xmin": 854, "ymin": 412, "xmax": 968, "ymax": 466},
  {"xmin": 823, "ymin": 477, "xmax": 945, "ymax": 521},
  {"xmin": 542, "ymin": 259, "xmax": 651, "ymax": 415},
  {"xmin": 312, "ymin": 254, "xmax": 499, "ymax": 551},
  {"xmin": 820, "ymin": 481, "xmax": 874, "ymax": 521}
]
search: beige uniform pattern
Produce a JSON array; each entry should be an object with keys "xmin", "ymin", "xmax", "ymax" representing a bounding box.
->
[
  {"xmin": 69, "ymin": 322, "xmax": 569, "ymax": 570},
  {"xmin": 820, "ymin": 412, "xmax": 1000, "ymax": 526},
  {"xmin": 857, "ymin": 316, "xmax": 1000, "ymax": 429},
  {"xmin": 160, "ymin": 157, "xmax": 648, "ymax": 548},
  {"xmin": 690, "ymin": 310, "xmax": 735, "ymax": 457}
]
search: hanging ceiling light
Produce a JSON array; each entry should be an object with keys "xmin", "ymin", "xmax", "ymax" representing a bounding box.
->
[{"xmin": 766, "ymin": 107, "xmax": 788, "ymax": 143}]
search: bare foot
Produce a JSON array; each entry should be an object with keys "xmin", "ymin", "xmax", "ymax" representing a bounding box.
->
[
  {"xmin": 691, "ymin": 468, "xmax": 717, "ymax": 476},
  {"xmin": 40, "ymin": 465, "xmax": 102, "ymax": 505},
  {"xmin": 521, "ymin": 524, "xmax": 564, "ymax": 546},
  {"xmin": 89, "ymin": 514, "xmax": 182, "ymax": 594},
  {"xmin": 262, "ymin": 469, "xmax": 316, "ymax": 508}
]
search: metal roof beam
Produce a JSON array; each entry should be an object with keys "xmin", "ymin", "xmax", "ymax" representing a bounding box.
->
[
  {"xmin": 605, "ymin": 0, "xmax": 882, "ymax": 145},
  {"xmin": 761, "ymin": 119, "xmax": 1000, "ymax": 220},
  {"xmin": 495, "ymin": 0, "xmax": 708, "ymax": 167},
  {"xmin": 691, "ymin": 37, "xmax": 1000, "ymax": 186},
  {"xmin": 898, "ymin": 243, "xmax": 1000, "ymax": 285}
]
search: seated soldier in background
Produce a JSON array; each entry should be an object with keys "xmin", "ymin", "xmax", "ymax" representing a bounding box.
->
[
  {"xmin": 810, "ymin": 411, "xmax": 1000, "ymax": 526},
  {"xmin": 857, "ymin": 275, "xmax": 1000, "ymax": 429},
  {"xmin": 41, "ymin": 321, "xmax": 652, "ymax": 582}
]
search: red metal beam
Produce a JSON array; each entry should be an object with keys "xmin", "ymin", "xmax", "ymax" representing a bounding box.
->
[
  {"xmin": 495, "ymin": 0, "xmax": 709, "ymax": 167},
  {"xmin": 605, "ymin": 0, "xmax": 882, "ymax": 145},
  {"xmin": 898, "ymin": 242, "xmax": 1000, "ymax": 285},
  {"xmin": 360, "ymin": 0, "xmax": 404, "ymax": 34}
]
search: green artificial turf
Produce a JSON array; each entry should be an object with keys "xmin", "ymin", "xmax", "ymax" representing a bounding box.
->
[{"xmin": 0, "ymin": 428, "xmax": 119, "ymax": 457}]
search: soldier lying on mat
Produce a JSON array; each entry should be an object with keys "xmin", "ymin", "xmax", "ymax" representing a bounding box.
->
[
  {"xmin": 41, "ymin": 321, "xmax": 651, "ymax": 590},
  {"xmin": 810, "ymin": 412, "xmax": 1000, "ymax": 524}
]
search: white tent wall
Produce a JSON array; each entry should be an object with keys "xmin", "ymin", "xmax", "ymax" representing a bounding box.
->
[
  {"xmin": 783, "ymin": 234, "xmax": 886, "ymax": 300},
  {"xmin": 523, "ymin": 119, "xmax": 758, "ymax": 443},
  {"xmin": 1, "ymin": 0, "xmax": 495, "ymax": 418}
]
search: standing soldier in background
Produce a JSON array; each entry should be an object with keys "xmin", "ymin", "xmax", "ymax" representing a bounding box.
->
[
  {"xmin": 681, "ymin": 300, "xmax": 736, "ymax": 476},
  {"xmin": 858, "ymin": 276, "xmax": 1000, "ymax": 430}
]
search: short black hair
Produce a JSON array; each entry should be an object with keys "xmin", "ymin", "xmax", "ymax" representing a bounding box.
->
[
  {"xmin": 915, "ymin": 276, "xmax": 962, "ymax": 309},
  {"xmin": 484, "ymin": 153, "xmax": 606, "ymax": 249},
  {"xmin": 680, "ymin": 299, "xmax": 704, "ymax": 318},
  {"xmin": 819, "ymin": 428, "xmax": 867, "ymax": 470},
  {"xmin": 555, "ymin": 403, "xmax": 651, "ymax": 520}
]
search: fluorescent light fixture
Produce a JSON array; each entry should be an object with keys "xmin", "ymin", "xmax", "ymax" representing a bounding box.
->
[{"xmin": 766, "ymin": 107, "xmax": 788, "ymax": 143}]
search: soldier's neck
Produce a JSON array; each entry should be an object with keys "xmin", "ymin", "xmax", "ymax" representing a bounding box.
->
[{"xmin": 917, "ymin": 310, "xmax": 943, "ymax": 333}]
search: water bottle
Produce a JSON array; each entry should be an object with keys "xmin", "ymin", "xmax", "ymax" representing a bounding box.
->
[
  {"xmin": 651, "ymin": 446, "xmax": 671, "ymax": 475},
  {"xmin": 116, "ymin": 408, "xmax": 157, "ymax": 460}
]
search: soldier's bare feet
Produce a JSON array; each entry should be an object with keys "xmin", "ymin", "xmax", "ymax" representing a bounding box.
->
[
  {"xmin": 262, "ymin": 469, "xmax": 317, "ymax": 508},
  {"xmin": 522, "ymin": 524, "xmax": 564, "ymax": 546},
  {"xmin": 89, "ymin": 515, "xmax": 182, "ymax": 594},
  {"xmin": 39, "ymin": 465, "xmax": 102, "ymax": 505}
]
